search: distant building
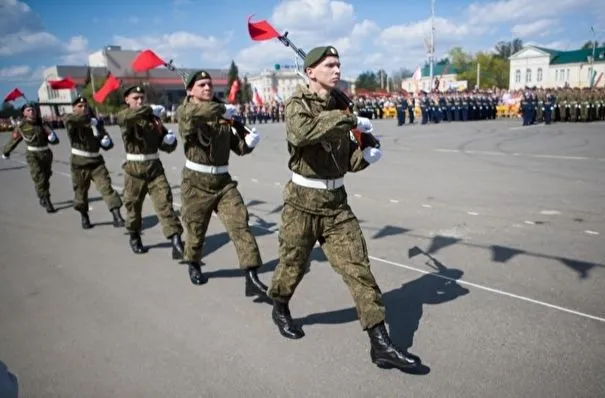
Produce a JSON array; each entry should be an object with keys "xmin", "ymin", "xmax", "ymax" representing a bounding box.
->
[
  {"xmin": 246, "ymin": 64, "xmax": 353, "ymax": 105},
  {"xmin": 37, "ymin": 45, "xmax": 229, "ymax": 117},
  {"xmin": 508, "ymin": 45, "xmax": 605, "ymax": 90},
  {"xmin": 401, "ymin": 62, "xmax": 464, "ymax": 93}
]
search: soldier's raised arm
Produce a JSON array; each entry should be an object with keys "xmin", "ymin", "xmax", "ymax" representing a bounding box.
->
[{"xmin": 2, "ymin": 127, "xmax": 23, "ymax": 158}]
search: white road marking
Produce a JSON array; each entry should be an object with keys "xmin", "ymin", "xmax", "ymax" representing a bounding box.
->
[
  {"xmin": 389, "ymin": 199, "xmax": 399, "ymax": 203},
  {"xmin": 251, "ymin": 178, "xmax": 258, "ymax": 183},
  {"xmin": 585, "ymin": 230, "xmax": 600, "ymax": 235},
  {"xmin": 354, "ymin": 194, "xmax": 362, "ymax": 198},
  {"xmin": 509, "ymin": 124, "xmax": 542, "ymax": 130},
  {"xmin": 370, "ymin": 256, "xmax": 605, "ymax": 324},
  {"xmin": 274, "ymin": 182, "xmax": 281, "ymax": 186},
  {"xmin": 422, "ymin": 204, "xmax": 432, "ymax": 208},
  {"xmin": 540, "ymin": 210, "xmax": 561, "ymax": 215},
  {"xmin": 524, "ymin": 220, "xmax": 536, "ymax": 225},
  {"xmin": 467, "ymin": 211, "xmax": 479, "ymax": 216}
]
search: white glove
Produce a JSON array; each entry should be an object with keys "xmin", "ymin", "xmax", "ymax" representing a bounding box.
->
[
  {"xmin": 90, "ymin": 118, "xmax": 98, "ymax": 127},
  {"xmin": 362, "ymin": 147, "xmax": 382, "ymax": 164},
  {"xmin": 222, "ymin": 104, "xmax": 238, "ymax": 120},
  {"xmin": 244, "ymin": 129, "xmax": 260, "ymax": 148},
  {"xmin": 356, "ymin": 116, "xmax": 374, "ymax": 133},
  {"xmin": 47, "ymin": 131, "xmax": 58, "ymax": 143},
  {"xmin": 151, "ymin": 105, "xmax": 165, "ymax": 118},
  {"xmin": 1, "ymin": 154, "xmax": 8, "ymax": 159},
  {"xmin": 163, "ymin": 130, "xmax": 176, "ymax": 145},
  {"xmin": 100, "ymin": 135, "xmax": 112, "ymax": 148}
]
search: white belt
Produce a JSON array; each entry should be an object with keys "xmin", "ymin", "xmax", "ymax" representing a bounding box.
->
[
  {"xmin": 71, "ymin": 148, "xmax": 100, "ymax": 158},
  {"xmin": 126, "ymin": 153, "xmax": 159, "ymax": 161},
  {"xmin": 27, "ymin": 145, "xmax": 49, "ymax": 152},
  {"xmin": 291, "ymin": 172, "xmax": 344, "ymax": 190},
  {"xmin": 185, "ymin": 159, "xmax": 228, "ymax": 174}
]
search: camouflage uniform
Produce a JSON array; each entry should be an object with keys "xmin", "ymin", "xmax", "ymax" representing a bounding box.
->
[
  {"xmin": 267, "ymin": 84, "xmax": 385, "ymax": 330},
  {"xmin": 174, "ymin": 69, "xmax": 268, "ymax": 296},
  {"xmin": 116, "ymin": 104, "xmax": 183, "ymax": 254},
  {"xmin": 64, "ymin": 111, "xmax": 124, "ymax": 228},
  {"xmin": 2, "ymin": 116, "xmax": 59, "ymax": 212}
]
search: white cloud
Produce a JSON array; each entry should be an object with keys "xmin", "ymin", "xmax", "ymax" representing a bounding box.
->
[
  {"xmin": 0, "ymin": 64, "xmax": 45, "ymax": 86},
  {"xmin": 511, "ymin": 19, "xmax": 557, "ymax": 38},
  {"xmin": 113, "ymin": 31, "xmax": 229, "ymax": 67},
  {"xmin": 0, "ymin": 0, "xmax": 89, "ymax": 62}
]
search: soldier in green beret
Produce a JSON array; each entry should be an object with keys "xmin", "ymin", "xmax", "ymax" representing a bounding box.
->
[
  {"xmin": 266, "ymin": 46, "xmax": 423, "ymax": 372},
  {"xmin": 175, "ymin": 70, "xmax": 269, "ymax": 297},
  {"xmin": 2, "ymin": 102, "xmax": 59, "ymax": 213},
  {"xmin": 116, "ymin": 84, "xmax": 185, "ymax": 259},
  {"xmin": 63, "ymin": 95, "xmax": 125, "ymax": 229}
]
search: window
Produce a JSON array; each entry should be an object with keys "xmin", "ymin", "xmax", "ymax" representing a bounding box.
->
[
  {"xmin": 588, "ymin": 67, "xmax": 593, "ymax": 83},
  {"xmin": 515, "ymin": 69, "xmax": 521, "ymax": 83},
  {"xmin": 525, "ymin": 68, "xmax": 532, "ymax": 83},
  {"xmin": 537, "ymin": 68, "xmax": 543, "ymax": 82},
  {"xmin": 566, "ymin": 69, "xmax": 570, "ymax": 82},
  {"xmin": 555, "ymin": 70, "xmax": 559, "ymax": 81},
  {"xmin": 560, "ymin": 69, "xmax": 565, "ymax": 82}
]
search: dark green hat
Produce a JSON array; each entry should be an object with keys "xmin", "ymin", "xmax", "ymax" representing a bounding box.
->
[
  {"xmin": 20, "ymin": 102, "xmax": 35, "ymax": 113},
  {"xmin": 303, "ymin": 46, "xmax": 339, "ymax": 69},
  {"xmin": 123, "ymin": 84, "xmax": 145, "ymax": 97},
  {"xmin": 185, "ymin": 70, "xmax": 212, "ymax": 89},
  {"xmin": 72, "ymin": 95, "xmax": 88, "ymax": 106}
]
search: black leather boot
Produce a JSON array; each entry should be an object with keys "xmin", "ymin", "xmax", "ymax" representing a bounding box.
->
[
  {"xmin": 79, "ymin": 211, "xmax": 92, "ymax": 229},
  {"xmin": 111, "ymin": 208, "xmax": 125, "ymax": 227},
  {"xmin": 171, "ymin": 234, "xmax": 184, "ymax": 260},
  {"xmin": 272, "ymin": 300, "xmax": 304, "ymax": 339},
  {"xmin": 42, "ymin": 196, "xmax": 56, "ymax": 213},
  {"xmin": 129, "ymin": 232, "xmax": 147, "ymax": 254},
  {"xmin": 187, "ymin": 262, "xmax": 207, "ymax": 285},
  {"xmin": 245, "ymin": 267, "xmax": 268, "ymax": 297},
  {"xmin": 367, "ymin": 322, "xmax": 422, "ymax": 372}
]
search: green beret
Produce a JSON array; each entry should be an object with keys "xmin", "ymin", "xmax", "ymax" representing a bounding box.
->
[
  {"xmin": 123, "ymin": 84, "xmax": 145, "ymax": 97},
  {"xmin": 72, "ymin": 95, "xmax": 88, "ymax": 106},
  {"xmin": 185, "ymin": 70, "xmax": 212, "ymax": 89},
  {"xmin": 303, "ymin": 46, "xmax": 339, "ymax": 69}
]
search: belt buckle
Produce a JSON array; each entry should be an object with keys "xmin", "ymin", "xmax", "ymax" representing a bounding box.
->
[{"xmin": 326, "ymin": 179, "xmax": 335, "ymax": 190}]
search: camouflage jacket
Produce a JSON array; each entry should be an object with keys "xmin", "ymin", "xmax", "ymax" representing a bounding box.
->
[
  {"xmin": 64, "ymin": 113, "xmax": 111, "ymax": 167},
  {"xmin": 283, "ymin": 84, "xmax": 370, "ymax": 216},
  {"xmin": 176, "ymin": 97, "xmax": 253, "ymax": 166},
  {"xmin": 116, "ymin": 105, "xmax": 176, "ymax": 180},
  {"xmin": 3, "ymin": 119, "xmax": 59, "ymax": 156}
]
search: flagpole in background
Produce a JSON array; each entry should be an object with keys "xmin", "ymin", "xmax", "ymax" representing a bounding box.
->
[{"xmin": 429, "ymin": 0, "xmax": 435, "ymax": 92}]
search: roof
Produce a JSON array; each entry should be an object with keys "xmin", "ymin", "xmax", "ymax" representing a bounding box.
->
[
  {"xmin": 523, "ymin": 46, "xmax": 605, "ymax": 65},
  {"xmin": 421, "ymin": 61, "xmax": 459, "ymax": 77}
]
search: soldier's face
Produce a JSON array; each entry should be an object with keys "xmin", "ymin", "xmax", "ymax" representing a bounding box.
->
[
  {"xmin": 307, "ymin": 56, "xmax": 341, "ymax": 89},
  {"xmin": 73, "ymin": 102, "xmax": 87, "ymax": 115},
  {"xmin": 188, "ymin": 79, "xmax": 213, "ymax": 101},
  {"xmin": 125, "ymin": 93, "xmax": 145, "ymax": 109},
  {"xmin": 23, "ymin": 107, "xmax": 35, "ymax": 120}
]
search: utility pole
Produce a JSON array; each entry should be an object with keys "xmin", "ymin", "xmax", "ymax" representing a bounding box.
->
[
  {"xmin": 429, "ymin": 0, "xmax": 435, "ymax": 92},
  {"xmin": 590, "ymin": 26, "xmax": 597, "ymax": 87}
]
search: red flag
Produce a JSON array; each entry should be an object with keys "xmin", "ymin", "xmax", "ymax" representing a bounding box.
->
[
  {"xmin": 48, "ymin": 77, "xmax": 76, "ymax": 90},
  {"xmin": 132, "ymin": 49, "xmax": 167, "ymax": 72},
  {"xmin": 227, "ymin": 79, "xmax": 240, "ymax": 104},
  {"xmin": 4, "ymin": 88, "xmax": 24, "ymax": 102},
  {"xmin": 253, "ymin": 87, "xmax": 263, "ymax": 106},
  {"xmin": 93, "ymin": 74, "xmax": 121, "ymax": 103},
  {"xmin": 247, "ymin": 15, "xmax": 281, "ymax": 41}
]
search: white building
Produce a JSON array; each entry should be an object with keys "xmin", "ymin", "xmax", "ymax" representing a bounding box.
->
[
  {"xmin": 400, "ymin": 62, "xmax": 464, "ymax": 93},
  {"xmin": 246, "ymin": 64, "xmax": 353, "ymax": 104},
  {"xmin": 508, "ymin": 45, "xmax": 605, "ymax": 90},
  {"xmin": 37, "ymin": 65, "xmax": 89, "ymax": 118}
]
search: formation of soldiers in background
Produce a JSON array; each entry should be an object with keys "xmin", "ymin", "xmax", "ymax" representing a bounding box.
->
[{"xmin": 520, "ymin": 87, "xmax": 605, "ymax": 125}]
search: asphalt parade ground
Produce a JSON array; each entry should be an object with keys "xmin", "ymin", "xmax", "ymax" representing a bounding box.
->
[{"xmin": 1, "ymin": 118, "xmax": 604, "ymax": 397}]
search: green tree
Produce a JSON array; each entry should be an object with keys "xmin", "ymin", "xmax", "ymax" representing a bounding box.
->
[
  {"xmin": 494, "ymin": 38, "xmax": 523, "ymax": 59},
  {"xmin": 0, "ymin": 101, "xmax": 19, "ymax": 118},
  {"xmin": 355, "ymin": 71, "xmax": 380, "ymax": 91},
  {"xmin": 390, "ymin": 67, "xmax": 414, "ymax": 92},
  {"xmin": 240, "ymin": 76, "xmax": 253, "ymax": 103},
  {"xmin": 581, "ymin": 40, "xmax": 600, "ymax": 49}
]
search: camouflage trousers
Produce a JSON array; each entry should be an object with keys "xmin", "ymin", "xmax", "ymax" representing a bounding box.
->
[
  {"xmin": 267, "ymin": 203, "xmax": 385, "ymax": 330},
  {"xmin": 180, "ymin": 168, "xmax": 262, "ymax": 267},
  {"xmin": 26, "ymin": 149, "xmax": 53, "ymax": 199},
  {"xmin": 71, "ymin": 162, "xmax": 122, "ymax": 213},
  {"xmin": 123, "ymin": 172, "xmax": 183, "ymax": 238}
]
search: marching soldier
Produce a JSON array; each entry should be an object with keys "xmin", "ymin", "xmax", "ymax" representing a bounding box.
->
[
  {"xmin": 267, "ymin": 45, "xmax": 423, "ymax": 373},
  {"xmin": 2, "ymin": 103, "xmax": 59, "ymax": 213},
  {"xmin": 116, "ymin": 85, "xmax": 185, "ymax": 259},
  {"xmin": 175, "ymin": 70, "xmax": 269, "ymax": 298},
  {"xmin": 64, "ymin": 96, "xmax": 125, "ymax": 229}
]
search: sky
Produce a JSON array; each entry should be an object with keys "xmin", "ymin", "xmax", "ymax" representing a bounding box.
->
[{"xmin": 1, "ymin": 0, "xmax": 604, "ymax": 101}]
